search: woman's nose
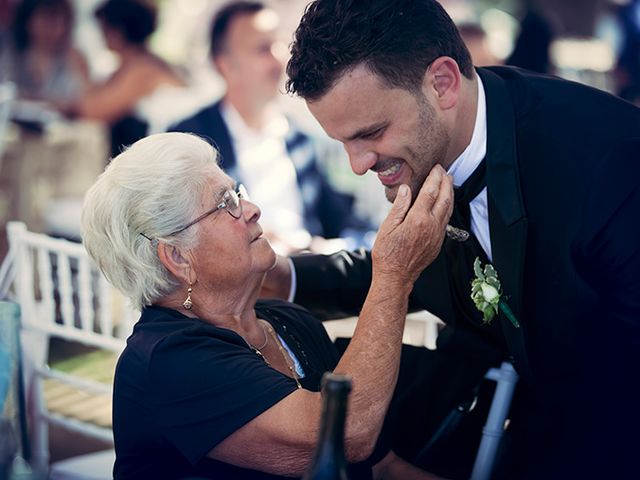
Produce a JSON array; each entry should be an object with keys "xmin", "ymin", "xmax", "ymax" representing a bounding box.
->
[{"xmin": 242, "ymin": 198, "xmax": 261, "ymax": 223}]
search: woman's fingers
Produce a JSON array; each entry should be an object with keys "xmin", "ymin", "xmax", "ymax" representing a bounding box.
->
[
  {"xmin": 406, "ymin": 165, "xmax": 453, "ymax": 230},
  {"xmin": 431, "ymin": 172, "xmax": 454, "ymax": 227},
  {"xmin": 372, "ymin": 164, "xmax": 453, "ymax": 284},
  {"xmin": 376, "ymin": 183, "xmax": 411, "ymax": 241},
  {"xmin": 385, "ymin": 183, "xmax": 412, "ymax": 229},
  {"xmin": 412, "ymin": 164, "xmax": 446, "ymax": 213}
]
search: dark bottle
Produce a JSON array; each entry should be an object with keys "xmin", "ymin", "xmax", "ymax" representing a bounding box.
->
[{"xmin": 303, "ymin": 372, "xmax": 352, "ymax": 480}]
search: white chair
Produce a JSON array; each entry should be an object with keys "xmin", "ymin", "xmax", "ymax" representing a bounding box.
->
[
  {"xmin": 49, "ymin": 450, "xmax": 117, "ymax": 480},
  {"xmin": 3, "ymin": 221, "xmax": 138, "ymax": 477}
]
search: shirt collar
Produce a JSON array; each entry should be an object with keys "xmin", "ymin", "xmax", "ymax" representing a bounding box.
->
[
  {"xmin": 446, "ymin": 73, "xmax": 487, "ymax": 188},
  {"xmin": 220, "ymin": 100, "xmax": 289, "ymax": 139}
]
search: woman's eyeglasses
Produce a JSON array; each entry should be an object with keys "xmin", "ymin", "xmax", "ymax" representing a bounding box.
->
[{"xmin": 140, "ymin": 184, "xmax": 247, "ymax": 242}]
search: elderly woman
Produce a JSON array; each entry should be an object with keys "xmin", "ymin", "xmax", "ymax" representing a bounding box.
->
[{"xmin": 81, "ymin": 132, "xmax": 452, "ymax": 479}]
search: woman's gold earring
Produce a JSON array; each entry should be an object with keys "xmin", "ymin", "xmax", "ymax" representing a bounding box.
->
[{"xmin": 183, "ymin": 283, "xmax": 193, "ymax": 310}]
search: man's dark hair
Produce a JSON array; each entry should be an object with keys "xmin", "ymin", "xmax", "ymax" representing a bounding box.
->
[
  {"xmin": 286, "ymin": 0, "xmax": 474, "ymax": 100},
  {"xmin": 209, "ymin": 1, "xmax": 266, "ymax": 58},
  {"xmin": 95, "ymin": 0, "xmax": 157, "ymax": 46}
]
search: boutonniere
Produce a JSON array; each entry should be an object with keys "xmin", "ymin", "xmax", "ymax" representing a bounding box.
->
[{"xmin": 471, "ymin": 258, "xmax": 520, "ymax": 328}]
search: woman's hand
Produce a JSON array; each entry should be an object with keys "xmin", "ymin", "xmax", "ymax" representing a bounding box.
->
[{"xmin": 371, "ymin": 165, "xmax": 453, "ymax": 291}]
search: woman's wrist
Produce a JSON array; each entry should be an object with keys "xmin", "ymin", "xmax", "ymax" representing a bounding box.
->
[{"xmin": 370, "ymin": 269, "xmax": 414, "ymax": 299}]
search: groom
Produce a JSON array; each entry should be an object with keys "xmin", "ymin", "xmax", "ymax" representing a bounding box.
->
[{"xmin": 263, "ymin": 0, "xmax": 640, "ymax": 478}]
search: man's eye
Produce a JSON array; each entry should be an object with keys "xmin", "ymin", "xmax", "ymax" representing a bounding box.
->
[{"xmin": 362, "ymin": 128, "xmax": 383, "ymax": 139}]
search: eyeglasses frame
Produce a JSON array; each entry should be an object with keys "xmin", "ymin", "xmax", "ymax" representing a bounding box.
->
[{"xmin": 140, "ymin": 184, "xmax": 246, "ymax": 242}]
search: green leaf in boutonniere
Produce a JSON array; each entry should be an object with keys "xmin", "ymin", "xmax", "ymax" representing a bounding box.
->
[{"xmin": 471, "ymin": 258, "xmax": 520, "ymax": 328}]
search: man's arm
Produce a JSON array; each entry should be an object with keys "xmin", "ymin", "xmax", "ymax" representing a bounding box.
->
[
  {"xmin": 260, "ymin": 248, "xmax": 373, "ymax": 319},
  {"xmin": 292, "ymin": 248, "xmax": 373, "ymax": 319}
]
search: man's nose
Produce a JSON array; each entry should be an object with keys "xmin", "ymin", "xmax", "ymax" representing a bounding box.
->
[{"xmin": 344, "ymin": 143, "xmax": 378, "ymax": 176}]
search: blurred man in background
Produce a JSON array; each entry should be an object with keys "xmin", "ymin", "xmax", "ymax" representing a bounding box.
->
[{"xmin": 170, "ymin": 1, "xmax": 373, "ymax": 254}]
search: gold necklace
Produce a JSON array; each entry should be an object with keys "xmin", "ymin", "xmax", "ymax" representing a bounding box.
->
[
  {"xmin": 264, "ymin": 322, "xmax": 302, "ymax": 389},
  {"xmin": 246, "ymin": 321, "xmax": 269, "ymax": 364}
]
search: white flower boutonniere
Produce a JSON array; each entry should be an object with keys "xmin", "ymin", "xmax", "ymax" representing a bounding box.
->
[{"xmin": 471, "ymin": 258, "xmax": 520, "ymax": 328}]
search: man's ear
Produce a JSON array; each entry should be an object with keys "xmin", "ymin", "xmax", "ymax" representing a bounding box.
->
[
  {"xmin": 213, "ymin": 53, "xmax": 234, "ymax": 80},
  {"xmin": 212, "ymin": 55, "xmax": 225, "ymax": 75},
  {"xmin": 157, "ymin": 242, "xmax": 194, "ymax": 284},
  {"xmin": 422, "ymin": 56, "xmax": 461, "ymax": 111}
]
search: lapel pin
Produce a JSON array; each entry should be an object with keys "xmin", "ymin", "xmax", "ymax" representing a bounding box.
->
[{"xmin": 445, "ymin": 224, "xmax": 470, "ymax": 242}]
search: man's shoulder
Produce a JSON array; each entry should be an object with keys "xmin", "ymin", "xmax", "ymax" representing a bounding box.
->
[
  {"xmin": 479, "ymin": 66, "xmax": 569, "ymax": 112},
  {"xmin": 168, "ymin": 100, "xmax": 225, "ymax": 136},
  {"xmin": 480, "ymin": 66, "xmax": 640, "ymax": 152},
  {"xmin": 480, "ymin": 65, "xmax": 574, "ymax": 88},
  {"xmin": 480, "ymin": 66, "xmax": 639, "ymax": 115}
]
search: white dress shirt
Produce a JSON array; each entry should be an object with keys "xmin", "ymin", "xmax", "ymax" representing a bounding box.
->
[
  {"xmin": 446, "ymin": 74, "xmax": 492, "ymax": 261},
  {"xmin": 221, "ymin": 102, "xmax": 312, "ymax": 252}
]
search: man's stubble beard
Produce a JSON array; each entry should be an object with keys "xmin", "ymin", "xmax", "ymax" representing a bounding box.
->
[{"xmin": 384, "ymin": 96, "xmax": 450, "ymax": 204}]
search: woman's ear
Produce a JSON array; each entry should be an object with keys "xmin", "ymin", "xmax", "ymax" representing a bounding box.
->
[
  {"xmin": 422, "ymin": 56, "xmax": 461, "ymax": 111},
  {"xmin": 157, "ymin": 242, "xmax": 194, "ymax": 284}
]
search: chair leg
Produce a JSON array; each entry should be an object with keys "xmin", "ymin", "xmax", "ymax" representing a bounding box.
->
[
  {"xmin": 20, "ymin": 329, "xmax": 50, "ymax": 471},
  {"xmin": 30, "ymin": 376, "xmax": 50, "ymax": 472},
  {"xmin": 470, "ymin": 362, "xmax": 518, "ymax": 480}
]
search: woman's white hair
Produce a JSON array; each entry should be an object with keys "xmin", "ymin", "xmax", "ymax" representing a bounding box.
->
[{"xmin": 81, "ymin": 132, "xmax": 218, "ymax": 310}]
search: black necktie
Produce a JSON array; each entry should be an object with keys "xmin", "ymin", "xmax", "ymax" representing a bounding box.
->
[
  {"xmin": 449, "ymin": 159, "xmax": 487, "ymax": 233},
  {"xmin": 443, "ymin": 159, "xmax": 506, "ymax": 344}
]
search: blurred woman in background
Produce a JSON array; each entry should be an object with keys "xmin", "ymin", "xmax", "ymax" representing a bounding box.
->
[
  {"xmin": 7, "ymin": 0, "xmax": 89, "ymax": 104},
  {"xmin": 71, "ymin": 0, "xmax": 186, "ymax": 156}
]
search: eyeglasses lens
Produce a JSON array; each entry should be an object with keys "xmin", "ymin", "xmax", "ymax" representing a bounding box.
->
[{"xmin": 225, "ymin": 189, "xmax": 243, "ymax": 219}]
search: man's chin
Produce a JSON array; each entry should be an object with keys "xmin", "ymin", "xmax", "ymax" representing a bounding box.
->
[
  {"xmin": 384, "ymin": 184, "xmax": 400, "ymax": 203},
  {"xmin": 384, "ymin": 182, "xmax": 422, "ymax": 204}
]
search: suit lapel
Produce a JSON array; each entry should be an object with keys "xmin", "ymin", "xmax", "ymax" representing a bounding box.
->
[{"xmin": 478, "ymin": 68, "xmax": 533, "ymax": 381}]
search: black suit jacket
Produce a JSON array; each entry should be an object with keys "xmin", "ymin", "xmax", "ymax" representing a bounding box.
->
[{"xmin": 292, "ymin": 67, "xmax": 640, "ymax": 478}]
